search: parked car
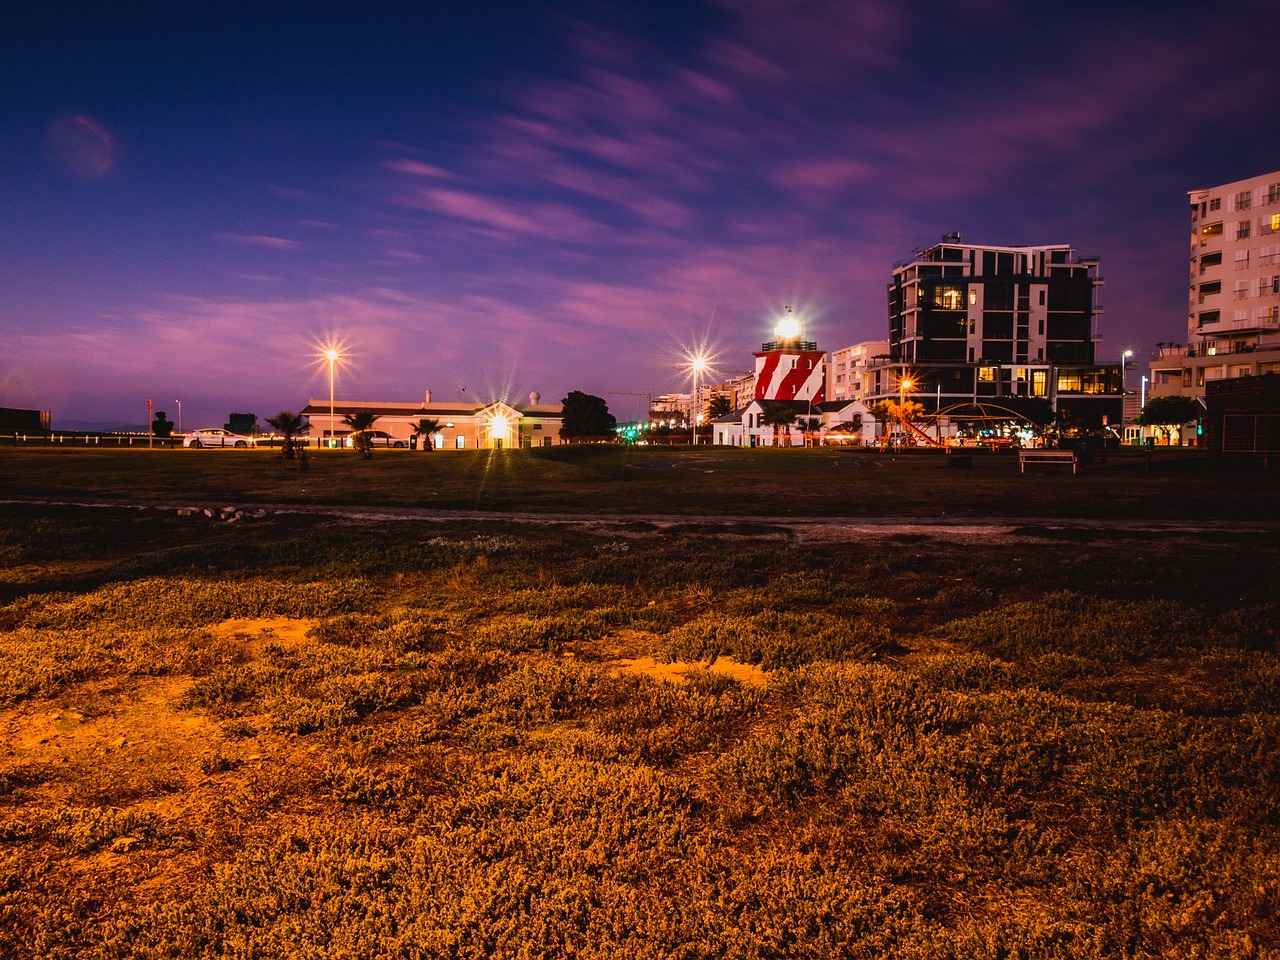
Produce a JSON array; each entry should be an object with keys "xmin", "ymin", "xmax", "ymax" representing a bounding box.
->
[
  {"xmin": 347, "ymin": 430, "xmax": 407, "ymax": 449},
  {"xmin": 183, "ymin": 428, "xmax": 255, "ymax": 448}
]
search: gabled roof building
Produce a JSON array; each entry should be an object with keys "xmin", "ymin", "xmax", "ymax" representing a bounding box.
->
[{"xmin": 300, "ymin": 391, "xmax": 563, "ymax": 449}]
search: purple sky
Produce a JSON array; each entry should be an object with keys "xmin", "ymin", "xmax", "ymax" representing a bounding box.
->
[{"xmin": 3, "ymin": 0, "xmax": 1278, "ymax": 427}]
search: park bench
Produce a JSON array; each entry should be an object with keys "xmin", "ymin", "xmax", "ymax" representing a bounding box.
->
[{"xmin": 1018, "ymin": 449, "xmax": 1078, "ymax": 474}]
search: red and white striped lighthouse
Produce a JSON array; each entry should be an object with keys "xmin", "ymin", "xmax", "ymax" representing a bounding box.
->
[{"xmin": 753, "ymin": 311, "xmax": 825, "ymax": 402}]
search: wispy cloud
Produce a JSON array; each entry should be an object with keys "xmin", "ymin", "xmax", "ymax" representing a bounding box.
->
[{"xmin": 218, "ymin": 233, "xmax": 304, "ymax": 250}]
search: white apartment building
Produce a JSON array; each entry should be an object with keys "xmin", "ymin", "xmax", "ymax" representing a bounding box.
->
[
  {"xmin": 1150, "ymin": 170, "xmax": 1280, "ymax": 403},
  {"xmin": 826, "ymin": 340, "xmax": 889, "ymax": 402}
]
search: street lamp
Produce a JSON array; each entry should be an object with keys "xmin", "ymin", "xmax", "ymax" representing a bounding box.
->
[
  {"xmin": 689, "ymin": 354, "xmax": 707, "ymax": 445},
  {"xmin": 325, "ymin": 347, "xmax": 340, "ymax": 448},
  {"xmin": 898, "ymin": 375, "xmax": 915, "ymax": 406},
  {"xmin": 1122, "ymin": 349, "xmax": 1133, "ymax": 394},
  {"xmin": 895, "ymin": 374, "xmax": 917, "ymax": 447},
  {"xmin": 174, "ymin": 399, "xmax": 181, "ymax": 435}
]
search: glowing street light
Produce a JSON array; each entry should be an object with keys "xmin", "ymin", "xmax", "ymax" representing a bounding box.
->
[
  {"xmin": 324, "ymin": 347, "xmax": 341, "ymax": 448},
  {"xmin": 898, "ymin": 375, "xmax": 915, "ymax": 406},
  {"xmin": 689, "ymin": 354, "xmax": 708, "ymax": 445},
  {"xmin": 174, "ymin": 399, "xmax": 182, "ymax": 435},
  {"xmin": 1122, "ymin": 349, "xmax": 1133, "ymax": 394}
]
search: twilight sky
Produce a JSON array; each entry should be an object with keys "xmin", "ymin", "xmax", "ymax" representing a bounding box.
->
[{"xmin": 3, "ymin": 0, "xmax": 1278, "ymax": 427}]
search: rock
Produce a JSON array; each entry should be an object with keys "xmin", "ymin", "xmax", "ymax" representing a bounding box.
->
[{"xmin": 110, "ymin": 836, "xmax": 139, "ymax": 854}]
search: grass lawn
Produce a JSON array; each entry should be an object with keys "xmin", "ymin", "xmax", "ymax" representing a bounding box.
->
[
  {"xmin": 1, "ymin": 444, "xmax": 1275, "ymax": 519},
  {"xmin": 0, "ymin": 452, "xmax": 1277, "ymax": 958}
]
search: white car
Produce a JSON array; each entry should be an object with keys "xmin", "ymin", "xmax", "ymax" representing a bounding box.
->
[{"xmin": 184, "ymin": 428, "xmax": 255, "ymax": 448}]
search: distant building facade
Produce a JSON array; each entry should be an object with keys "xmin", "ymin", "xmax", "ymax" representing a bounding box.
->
[
  {"xmin": 868, "ymin": 234, "xmax": 1123, "ymax": 429},
  {"xmin": 0, "ymin": 406, "xmax": 50, "ymax": 432},
  {"xmin": 826, "ymin": 340, "xmax": 889, "ymax": 402},
  {"xmin": 1148, "ymin": 170, "xmax": 1280, "ymax": 407}
]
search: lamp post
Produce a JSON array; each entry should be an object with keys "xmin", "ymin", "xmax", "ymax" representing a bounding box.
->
[
  {"xmin": 325, "ymin": 348, "xmax": 340, "ymax": 448},
  {"xmin": 690, "ymin": 355, "xmax": 707, "ymax": 445},
  {"xmin": 895, "ymin": 374, "xmax": 914, "ymax": 448},
  {"xmin": 1122, "ymin": 349, "xmax": 1133, "ymax": 394},
  {"xmin": 174, "ymin": 400, "xmax": 181, "ymax": 435}
]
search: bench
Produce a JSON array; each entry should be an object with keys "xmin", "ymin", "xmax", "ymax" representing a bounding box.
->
[{"xmin": 1018, "ymin": 449, "xmax": 1078, "ymax": 474}]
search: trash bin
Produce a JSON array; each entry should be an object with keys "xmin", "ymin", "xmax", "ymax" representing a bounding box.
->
[{"xmin": 409, "ymin": 435, "xmax": 418, "ymax": 450}]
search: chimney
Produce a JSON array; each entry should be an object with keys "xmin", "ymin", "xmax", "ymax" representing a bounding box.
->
[
  {"xmin": 424, "ymin": 389, "xmax": 432, "ymax": 404},
  {"xmin": 529, "ymin": 391, "xmax": 540, "ymax": 404}
]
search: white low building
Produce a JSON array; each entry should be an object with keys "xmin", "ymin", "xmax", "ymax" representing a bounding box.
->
[{"xmin": 300, "ymin": 391, "xmax": 564, "ymax": 449}]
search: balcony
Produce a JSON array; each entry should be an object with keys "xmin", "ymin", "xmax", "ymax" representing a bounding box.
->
[{"xmin": 1195, "ymin": 316, "xmax": 1280, "ymax": 337}]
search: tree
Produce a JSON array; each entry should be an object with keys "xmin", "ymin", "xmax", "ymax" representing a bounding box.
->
[
  {"xmin": 708, "ymin": 394, "xmax": 732, "ymax": 419},
  {"xmin": 559, "ymin": 391, "xmax": 616, "ymax": 441},
  {"xmin": 342, "ymin": 411, "xmax": 379, "ymax": 458},
  {"xmin": 266, "ymin": 411, "xmax": 309, "ymax": 460},
  {"xmin": 412, "ymin": 418, "xmax": 442, "ymax": 451},
  {"xmin": 868, "ymin": 401, "xmax": 894, "ymax": 449},
  {"xmin": 757, "ymin": 404, "xmax": 800, "ymax": 447},
  {"xmin": 151, "ymin": 411, "xmax": 173, "ymax": 439},
  {"xmin": 797, "ymin": 416, "xmax": 821, "ymax": 446},
  {"xmin": 1137, "ymin": 395, "xmax": 1201, "ymax": 444}
]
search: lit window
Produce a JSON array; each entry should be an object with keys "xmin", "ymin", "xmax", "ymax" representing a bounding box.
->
[
  {"xmin": 934, "ymin": 286, "xmax": 964, "ymax": 309},
  {"xmin": 1057, "ymin": 372, "xmax": 1082, "ymax": 392},
  {"xmin": 455, "ymin": 436, "xmax": 465, "ymax": 449},
  {"xmin": 1272, "ymin": 213, "xmax": 1280, "ymax": 232},
  {"xmin": 978, "ymin": 366, "xmax": 996, "ymax": 382},
  {"xmin": 1200, "ymin": 222, "xmax": 1223, "ymax": 244},
  {"xmin": 1032, "ymin": 371, "xmax": 1047, "ymax": 396},
  {"xmin": 968, "ymin": 289, "xmax": 977, "ymax": 305}
]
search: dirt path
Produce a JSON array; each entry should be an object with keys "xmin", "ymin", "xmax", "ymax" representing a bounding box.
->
[{"xmin": 5, "ymin": 496, "xmax": 1279, "ymax": 540}]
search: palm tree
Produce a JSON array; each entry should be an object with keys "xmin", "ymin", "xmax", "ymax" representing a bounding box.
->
[
  {"xmin": 412, "ymin": 417, "xmax": 442, "ymax": 451},
  {"xmin": 868, "ymin": 401, "xmax": 894, "ymax": 449},
  {"xmin": 708, "ymin": 394, "xmax": 732, "ymax": 419},
  {"xmin": 342, "ymin": 411, "xmax": 379, "ymax": 459},
  {"xmin": 757, "ymin": 404, "xmax": 800, "ymax": 447},
  {"xmin": 265, "ymin": 411, "xmax": 310, "ymax": 460}
]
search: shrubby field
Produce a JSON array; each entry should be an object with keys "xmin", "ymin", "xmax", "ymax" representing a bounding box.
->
[{"xmin": 0, "ymin": 455, "xmax": 1277, "ymax": 958}]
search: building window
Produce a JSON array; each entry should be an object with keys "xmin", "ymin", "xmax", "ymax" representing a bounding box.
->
[
  {"xmin": 1210, "ymin": 198, "xmax": 1221, "ymax": 211},
  {"xmin": 1200, "ymin": 222, "xmax": 1223, "ymax": 244},
  {"xmin": 1237, "ymin": 220, "xmax": 1252, "ymax": 240},
  {"xmin": 933, "ymin": 286, "xmax": 964, "ymax": 309},
  {"xmin": 1057, "ymin": 372, "xmax": 1082, "ymax": 392},
  {"xmin": 968, "ymin": 289, "xmax": 977, "ymax": 305},
  {"xmin": 1235, "ymin": 251, "xmax": 1250, "ymax": 270},
  {"xmin": 455, "ymin": 436, "xmax": 465, "ymax": 449},
  {"xmin": 1199, "ymin": 281, "xmax": 1221, "ymax": 302},
  {"xmin": 1272, "ymin": 213, "xmax": 1280, "ymax": 233},
  {"xmin": 1032, "ymin": 371, "xmax": 1047, "ymax": 396},
  {"xmin": 1234, "ymin": 282, "xmax": 1249, "ymax": 301},
  {"xmin": 977, "ymin": 366, "xmax": 996, "ymax": 382},
  {"xmin": 1038, "ymin": 290, "xmax": 1046, "ymax": 306},
  {"xmin": 1236, "ymin": 190, "xmax": 1252, "ymax": 210}
]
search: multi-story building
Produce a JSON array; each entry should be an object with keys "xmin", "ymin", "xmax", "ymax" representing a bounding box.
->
[
  {"xmin": 827, "ymin": 340, "xmax": 889, "ymax": 402},
  {"xmin": 1149, "ymin": 170, "xmax": 1280, "ymax": 405},
  {"xmin": 870, "ymin": 233, "xmax": 1123, "ymax": 428}
]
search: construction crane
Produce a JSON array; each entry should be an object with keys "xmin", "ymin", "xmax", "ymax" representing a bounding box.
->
[{"xmin": 608, "ymin": 391, "xmax": 654, "ymax": 425}]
